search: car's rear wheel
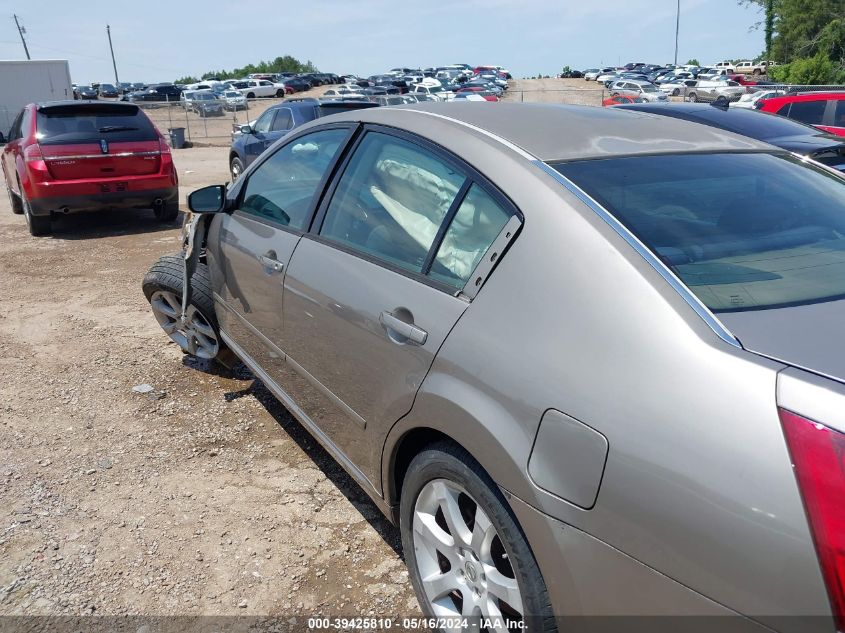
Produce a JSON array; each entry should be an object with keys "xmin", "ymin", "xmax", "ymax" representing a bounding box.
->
[
  {"xmin": 247, "ymin": 92, "xmax": 255, "ymax": 99},
  {"xmin": 230, "ymin": 157, "xmax": 245, "ymax": 181},
  {"xmin": 21, "ymin": 188, "xmax": 51, "ymax": 236},
  {"xmin": 688, "ymin": 92, "xmax": 698, "ymax": 102},
  {"xmin": 400, "ymin": 442, "xmax": 555, "ymax": 632},
  {"xmin": 142, "ymin": 254, "xmax": 224, "ymax": 361},
  {"xmin": 7, "ymin": 183, "xmax": 23, "ymax": 215},
  {"xmin": 154, "ymin": 203, "xmax": 179, "ymax": 223}
]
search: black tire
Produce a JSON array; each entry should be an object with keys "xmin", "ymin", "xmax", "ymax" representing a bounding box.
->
[
  {"xmin": 142, "ymin": 254, "xmax": 233, "ymax": 365},
  {"xmin": 400, "ymin": 442, "xmax": 555, "ymax": 632},
  {"xmin": 7, "ymin": 183, "xmax": 23, "ymax": 215},
  {"xmin": 230, "ymin": 156, "xmax": 245, "ymax": 181},
  {"xmin": 246, "ymin": 92, "xmax": 255, "ymax": 99},
  {"xmin": 672, "ymin": 88, "xmax": 680, "ymax": 96},
  {"xmin": 275, "ymin": 89, "xmax": 285, "ymax": 97},
  {"xmin": 154, "ymin": 204, "xmax": 179, "ymax": 223},
  {"xmin": 21, "ymin": 188, "xmax": 51, "ymax": 236},
  {"xmin": 688, "ymin": 92, "xmax": 698, "ymax": 102}
]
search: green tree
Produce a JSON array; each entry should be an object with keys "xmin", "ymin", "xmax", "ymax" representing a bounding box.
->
[
  {"xmin": 190, "ymin": 55, "xmax": 319, "ymax": 82},
  {"xmin": 769, "ymin": 52, "xmax": 845, "ymax": 83},
  {"xmin": 685, "ymin": 58, "xmax": 701, "ymax": 65},
  {"xmin": 173, "ymin": 75, "xmax": 198, "ymax": 85}
]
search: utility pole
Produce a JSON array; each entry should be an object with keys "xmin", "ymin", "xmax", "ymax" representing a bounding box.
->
[
  {"xmin": 106, "ymin": 24, "xmax": 119, "ymax": 84},
  {"xmin": 13, "ymin": 14, "xmax": 30, "ymax": 60},
  {"xmin": 674, "ymin": 0, "xmax": 680, "ymax": 66}
]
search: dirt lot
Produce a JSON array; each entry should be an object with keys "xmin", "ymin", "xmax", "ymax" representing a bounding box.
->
[
  {"xmin": 0, "ymin": 148, "xmax": 420, "ymax": 617},
  {"xmin": 504, "ymin": 78, "xmax": 608, "ymax": 106}
]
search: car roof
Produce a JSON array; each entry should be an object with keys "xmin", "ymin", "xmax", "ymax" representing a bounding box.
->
[
  {"xmin": 325, "ymin": 102, "xmax": 771, "ymax": 162},
  {"xmin": 35, "ymin": 99, "xmax": 138, "ymax": 110},
  {"xmin": 616, "ymin": 102, "xmax": 838, "ymax": 140},
  {"xmin": 765, "ymin": 92, "xmax": 845, "ymax": 103}
]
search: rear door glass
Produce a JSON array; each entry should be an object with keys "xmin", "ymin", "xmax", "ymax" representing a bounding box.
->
[
  {"xmin": 786, "ymin": 100, "xmax": 827, "ymax": 125},
  {"xmin": 36, "ymin": 104, "xmax": 157, "ymax": 145}
]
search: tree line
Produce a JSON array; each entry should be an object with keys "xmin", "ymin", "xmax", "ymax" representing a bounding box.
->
[
  {"xmin": 173, "ymin": 55, "xmax": 319, "ymax": 85},
  {"xmin": 742, "ymin": 0, "xmax": 845, "ymax": 83}
]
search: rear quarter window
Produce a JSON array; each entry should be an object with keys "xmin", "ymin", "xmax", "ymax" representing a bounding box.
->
[
  {"xmin": 36, "ymin": 104, "xmax": 158, "ymax": 145},
  {"xmin": 785, "ymin": 100, "xmax": 827, "ymax": 125}
]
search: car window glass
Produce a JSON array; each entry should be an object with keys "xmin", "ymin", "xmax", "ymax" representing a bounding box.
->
[
  {"xmin": 320, "ymin": 132, "xmax": 466, "ymax": 274},
  {"xmin": 8, "ymin": 111, "xmax": 23, "ymax": 140},
  {"xmin": 429, "ymin": 184, "xmax": 514, "ymax": 288},
  {"xmin": 240, "ymin": 128, "xmax": 349, "ymax": 229},
  {"xmin": 833, "ymin": 99, "xmax": 845, "ymax": 126},
  {"xmin": 253, "ymin": 110, "xmax": 274, "ymax": 134},
  {"xmin": 787, "ymin": 100, "xmax": 826, "ymax": 125},
  {"xmin": 271, "ymin": 109, "xmax": 293, "ymax": 132}
]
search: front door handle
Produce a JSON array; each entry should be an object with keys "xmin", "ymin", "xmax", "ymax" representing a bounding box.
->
[
  {"xmin": 258, "ymin": 251, "xmax": 284, "ymax": 274},
  {"xmin": 380, "ymin": 310, "xmax": 428, "ymax": 345}
]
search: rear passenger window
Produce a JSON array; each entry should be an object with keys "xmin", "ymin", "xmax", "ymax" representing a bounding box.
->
[
  {"xmin": 834, "ymin": 100, "xmax": 845, "ymax": 127},
  {"xmin": 271, "ymin": 108, "xmax": 293, "ymax": 132},
  {"xmin": 320, "ymin": 132, "xmax": 466, "ymax": 274},
  {"xmin": 428, "ymin": 184, "xmax": 514, "ymax": 288},
  {"xmin": 786, "ymin": 100, "xmax": 826, "ymax": 125},
  {"xmin": 240, "ymin": 128, "xmax": 349, "ymax": 229}
]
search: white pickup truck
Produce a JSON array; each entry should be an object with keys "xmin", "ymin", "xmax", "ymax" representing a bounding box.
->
[
  {"xmin": 733, "ymin": 60, "xmax": 771, "ymax": 75},
  {"xmin": 236, "ymin": 79, "xmax": 277, "ymax": 98}
]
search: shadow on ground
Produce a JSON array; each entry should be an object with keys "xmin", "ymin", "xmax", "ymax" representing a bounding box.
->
[
  {"xmin": 195, "ymin": 357, "xmax": 405, "ymax": 559},
  {"xmin": 45, "ymin": 208, "xmax": 184, "ymax": 239}
]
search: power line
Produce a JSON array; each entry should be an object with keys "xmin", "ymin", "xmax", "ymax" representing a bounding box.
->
[{"xmin": 13, "ymin": 14, "xmax": 30, "ymax": 60}]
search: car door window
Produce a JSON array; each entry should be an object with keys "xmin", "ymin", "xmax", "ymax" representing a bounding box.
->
[
  {"xmin": 787, "ymin": 100, "xmax": 826, "ymax": 125},
  {"xmin": 253, "ymin": 110, "xmax": 274, "ymax": 133},
  {"xmin": 833, "ymin": 100, "xmax": 845, "ymax": 127},
  {"xmin": 8, "ymin": 111, "xmax": 23, "ymax": 140},
  {"xmin": 428, "ymin": 183, "xmax": 514, "ymax": 288},
  {"xmin": 271, "ymin": 108, "xmax": 293, "ymax": 132},
  {"xmin": 240, "ymin": 128, "xmax": 349, "ymax": 228},
  {"xmin": 320, "ymin": 132, "xmax": 466, "ymax": 274}
]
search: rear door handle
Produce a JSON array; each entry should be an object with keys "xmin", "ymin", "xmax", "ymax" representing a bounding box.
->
[
  {"xmin": 258, "ymin": 251, "xmax": 284, "ymax": 274},
  {"xmin": 380, "ymin": 311, "xmax": 428, "ymax": 345}
]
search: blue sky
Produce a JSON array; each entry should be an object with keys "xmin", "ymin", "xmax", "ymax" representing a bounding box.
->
[{"xmin": 1, "ymin": 0, "xmax": 765, "ymax": 83}]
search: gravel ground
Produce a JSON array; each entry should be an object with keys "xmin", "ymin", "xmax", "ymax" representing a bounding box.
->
[{"xmin": 0, "ymin": 147, "xmax": 420, "ymax": 618}]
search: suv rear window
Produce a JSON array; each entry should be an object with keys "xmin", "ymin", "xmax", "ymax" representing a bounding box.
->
[
  {"xmin": 555, "ymin": 153, "xmax": 845, "ymax": 312},
  {"xmin": 36, "ymin": 103, "xmax": 157, "ymax": 145}
]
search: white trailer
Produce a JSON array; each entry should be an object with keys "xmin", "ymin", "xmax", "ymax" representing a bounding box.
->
[{"xmin": 0, "ymin": 59, "xmax": 73, "ymax": 134}]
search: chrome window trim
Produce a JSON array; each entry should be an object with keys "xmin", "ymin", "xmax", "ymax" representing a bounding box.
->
[
  {"xmin": 41, "ymin": 150, "xmax": 161, "ymax": 160},
  {"xmin": 533, "ymin": 159, "xmax": 741, "ymax": 349}
]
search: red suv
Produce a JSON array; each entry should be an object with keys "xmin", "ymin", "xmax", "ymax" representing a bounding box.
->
[
  {"xmin": 2, "ymin": 101, "xmax": 178, "ymax": 236},
  {"xmin": 757, "ymin": 91, "xmax": 845, "ymax": 137}
]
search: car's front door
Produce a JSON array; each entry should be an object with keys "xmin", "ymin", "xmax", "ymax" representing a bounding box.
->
[
  {"xmin": 276, "ymin": 128, "xmax": 520, "ymax": 488},
  {"xmin": 208, "ymin": 126, "xmax": 353, "ymax": 376},
  {"xmin": 242, "ymin": 109, "xmax": 277, "ymax": 166}
]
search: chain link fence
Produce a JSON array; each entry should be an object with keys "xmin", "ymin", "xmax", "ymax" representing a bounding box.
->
[{"xmin": 136, "ymin": 97, "xmax": 291, "ymax": 147}]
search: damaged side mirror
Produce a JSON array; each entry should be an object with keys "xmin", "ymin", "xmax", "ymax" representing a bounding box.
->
[{"xmin": 188, "ymin": 185, "xmax": 227, "ymax": 214}]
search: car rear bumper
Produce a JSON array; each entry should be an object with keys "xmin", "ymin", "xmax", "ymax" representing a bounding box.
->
[{"xmin": 28, "ymin": 186, "xmax": 178, "ymax": 216}]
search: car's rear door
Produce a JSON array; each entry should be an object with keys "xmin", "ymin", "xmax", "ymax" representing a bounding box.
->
[
  {"xmin": 34, "ymin": 103, "xmax": 162, "ymax": 182},
  {"xmin": 1, "ymin": 109, "xmax": 25, "ymax": 195},
  {"xmin": 816, "ymin": 98, "xmax": 845, "ymax": 137},
  {"xmin": 208, "ymin": 125, "xmax": 354, "ymax": 376},
  {"xmin": 275, "ymin": 127, "xmax": 521, "ymax": 487}
]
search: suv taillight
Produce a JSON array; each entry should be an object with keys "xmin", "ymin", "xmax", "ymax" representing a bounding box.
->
[
  {"xmin": 23, "ymin": 144, "xmax": 44, "ymax": 162},
  {"xmin": 779, "ymin": 408, "xmax": 845, "ymax": 631}
]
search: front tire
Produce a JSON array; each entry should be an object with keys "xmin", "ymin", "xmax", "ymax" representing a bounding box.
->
[
  {"xmin": 400, "ymin": 442, "xmax": 555, "ymax": 632},
  {"xmin": 672, "ymin": 88, "xmax": 680, "ymax": 96},
  {"xmin": 142, "ymin": 254, "xmax": 227, "ymax": 362},
  {"xmin": 230, "ymin": 156, "xmax": 245, "ymax": 181}
]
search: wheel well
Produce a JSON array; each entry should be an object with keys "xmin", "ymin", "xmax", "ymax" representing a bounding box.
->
[{"xmin": 389, "ymin": 427, "xmax": 458, "ymax": 507}]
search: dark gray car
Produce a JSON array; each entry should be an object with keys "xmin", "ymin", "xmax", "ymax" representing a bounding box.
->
[{"xmin": 144, "ymin": 103, "xmax": 845, "ymax": 632}]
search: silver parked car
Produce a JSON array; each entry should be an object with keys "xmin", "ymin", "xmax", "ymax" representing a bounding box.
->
[
  {"xmin": 687, "ymin": 80, "xmax": 748, "ymax": 104},
  {"xmin": 144, "ymin": 103, "xmax": 845, "ymax": 632},
  {"xmin": 610, "ymin": 79, "xmax": 668, "ymax": 102}
]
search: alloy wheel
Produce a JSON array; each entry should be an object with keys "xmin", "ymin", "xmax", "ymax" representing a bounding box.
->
[
  {"xmin": 412, "ymin": 479, "xmax": 524, "ymax": 630},
  {"xmin": 150, "ymin": 289, "xmax": 219, "ymax": 359}
]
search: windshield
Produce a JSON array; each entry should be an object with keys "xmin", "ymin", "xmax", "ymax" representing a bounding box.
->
[
  {"xmin": 195, "ymin": 93, "xmax": 215, "ymax": 100},
  {"xmin": 224, "ymin": 91, "xmax": 241, "ymax": 97},
  {"xmin": 554, "ymin": 152, "xmax": 845, "ymax": 312}
]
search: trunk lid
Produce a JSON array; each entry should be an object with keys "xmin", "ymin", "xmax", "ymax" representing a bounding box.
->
[
  {"xmin": 720, "ymin": 300, "xmax": 845, "ymax": 384},
  {"xmin": 36, "ymin": 102, "xmax": 161, "ymax": 180}
]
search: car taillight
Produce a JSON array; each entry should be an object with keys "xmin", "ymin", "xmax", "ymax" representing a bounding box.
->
[
  {"xmin": 23, "ymin": 144, "xmax": 44, "ymax": 162},
  {"xmin": 779, "ymin": 408, "xmax": 845, "ymax": 631},
  {"xmin": 159, "ymin": 137, "xmax": 171, "ymax": 155}
]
